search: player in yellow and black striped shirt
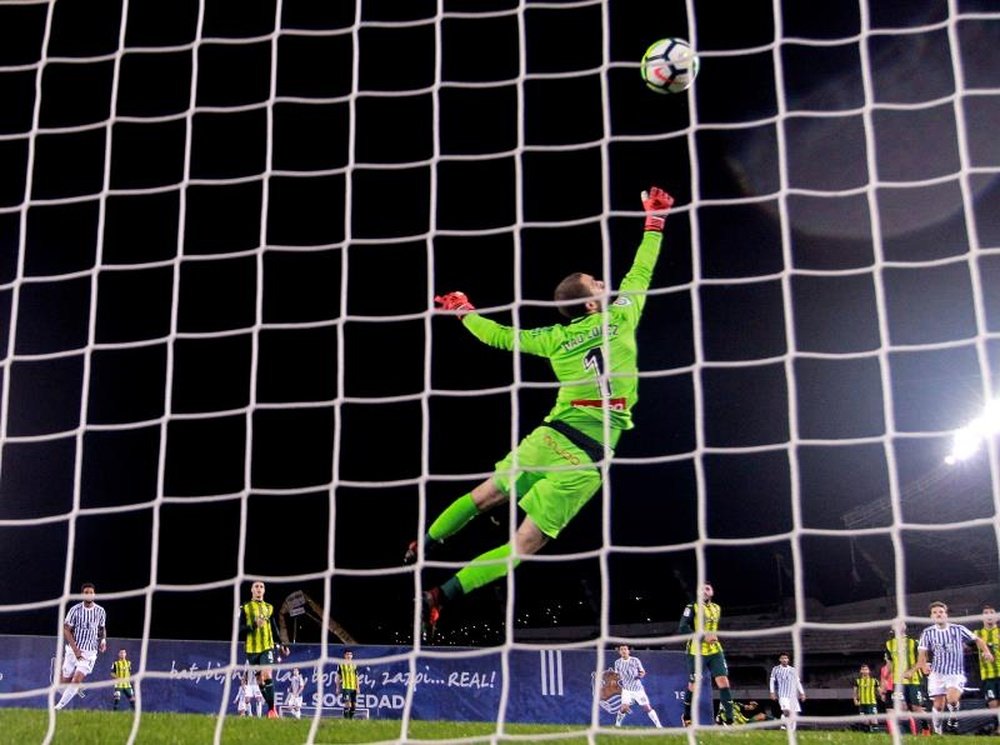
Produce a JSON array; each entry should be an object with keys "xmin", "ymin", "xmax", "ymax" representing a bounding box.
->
[
  {"xmin": 884, "ymin": 623, "xmax": 929, "ymax": 735},
  {"xmin": 678, "ymin": 583, "xmax": 734, "ymax": 725},
  {"xmin": 977, "ymin": 605, "xmax": 1000, "ymax": 733},
  {"xmin": 239, "ymin": 580, "xmax": 289, "ymax": 718},
  {"xmin": 335, "ymin": 649, "xmax": 361, "ymax": 719},
  {"xmin": 854, "ymin": 664, "xmax": 881, "ymax": 732},
  {"xmin": 110, "ymin": 649, "xmax": 135, "ymax": 710}
]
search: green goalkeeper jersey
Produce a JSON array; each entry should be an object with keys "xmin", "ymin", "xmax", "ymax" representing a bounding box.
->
[{"xmin": 461, "ymin": 231, "xmax": 663, "ymax": 446}]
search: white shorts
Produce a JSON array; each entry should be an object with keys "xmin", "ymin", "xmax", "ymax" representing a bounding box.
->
[
  {"xmin": 620, "ymin": 687, "xmax": 650, "ymax": 708},
  {"xmin": 927, "ymin": 672, "xmax": 966, "ymax": 698},
  {"xmin": 777, "ymin": 696, "xmax": 801, "ymax": 713},
  {"xmin": 286, "ymin": 694, "xmax": 302, "ymax": 708},
  {"xmin": 61, "ymin": 646, "xmax": 97, "ymax": 678}
]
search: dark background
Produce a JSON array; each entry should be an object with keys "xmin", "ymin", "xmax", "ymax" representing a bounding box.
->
[{"xmin": 0, "ymin": 0, "xmax": 999, "ymax": 648}]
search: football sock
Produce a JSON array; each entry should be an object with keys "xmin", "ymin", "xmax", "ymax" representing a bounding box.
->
[
  {"xmin": 440, "ymin": 577, "xmax": 462, "ymax": 602},
  {"xmin": 55, "ymin": 685, "xmax": 79, "ymax": 709},
  {"xmin": 720, "ymin": 687, "xmax": 733, "ymax": 722},
  {"xmin": 262, "ymin": 679, "xmax": 275, "ymax": 710},
  {"xmin": 682, "ymin": 689, "xmax": 692, "ymax": 721},
  {"xmin": 647, "ymin": 709, "xmax": 662, "ymax": 727},
  {"xmin": 455, "ymin": 543, "xmax": 519, "ymax": 594},
  {"xmin": 614, "ymin": 711, "xmax": 626, "ymax": 726},
  {"xmin": 428, "ymin": 494, "xmax": 478, "ymax": 541}
]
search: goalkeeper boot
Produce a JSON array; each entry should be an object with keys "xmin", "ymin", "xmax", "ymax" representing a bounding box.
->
[
  {"xmin": 421, "ymin": 587, "xmax": 443, "ymax": 640},
  {"xmin": 404, "ymin": 537, "xmax": 442, "ymax": 565},
  {"xmin": 403, "ymin": 540, "xmax": 419, "ymax": 565}
]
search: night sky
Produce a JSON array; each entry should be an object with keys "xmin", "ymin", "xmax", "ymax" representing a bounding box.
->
[{"xmin": 0, "ymin": 0, "xmax": 999, "ymax": 649}]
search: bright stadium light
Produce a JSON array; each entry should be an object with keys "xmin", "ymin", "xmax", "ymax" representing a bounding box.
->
[{"xmin": 945, "ymin": 397, "xmax": 1000, "ymax": 465}]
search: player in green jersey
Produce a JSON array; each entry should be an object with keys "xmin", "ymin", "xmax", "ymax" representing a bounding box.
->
[
  {"xmin": 238, "ymin": 580, "xmax": 289, "ymax": 718},
  {"xmin": 407, "ymin": 186, "xmax": 675, "ymax": 634}
]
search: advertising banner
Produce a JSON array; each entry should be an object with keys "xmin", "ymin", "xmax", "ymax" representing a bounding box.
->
[{"xmin": 0, "ymin": 636, "xmax": 711, "ymax": 726}]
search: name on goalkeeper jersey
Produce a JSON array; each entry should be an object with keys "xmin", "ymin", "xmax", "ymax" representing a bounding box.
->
[{"xmin": 562, "ymin": 324, "xmax": 619, "ymax": 352}]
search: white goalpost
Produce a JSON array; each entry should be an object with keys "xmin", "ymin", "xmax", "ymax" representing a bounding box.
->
[{"xmin": 0, "ymin": 0, "xmax": 998, "ymax": 742}]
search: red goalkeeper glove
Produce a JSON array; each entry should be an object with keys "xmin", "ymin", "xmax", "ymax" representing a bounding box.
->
[
  {"xmin": 434, "ymin": 291, "xmax": 475, "ymax": 318},
  {"xmin": 641, "ymin": 186, "xmax": 674, "ymax": 232}
]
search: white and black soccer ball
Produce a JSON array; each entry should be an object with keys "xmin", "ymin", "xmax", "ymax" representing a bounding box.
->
[{"xmin": 640, "ymin": 37, "xmax": 700, "ymax": 94}]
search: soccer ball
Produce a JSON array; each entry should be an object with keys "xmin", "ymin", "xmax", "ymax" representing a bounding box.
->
[{"xmin": 640, "ymin": 37, "xmax": 699, "ymax": 94}]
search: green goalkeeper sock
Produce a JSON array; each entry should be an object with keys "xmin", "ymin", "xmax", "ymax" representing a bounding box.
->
[
  {"xmin": 428, "ymin": 493, "xmax": 479, "ymax": 542},
  {"xmin": 454, "ymin": 543, "xmax": 520, "ymax": 595}
]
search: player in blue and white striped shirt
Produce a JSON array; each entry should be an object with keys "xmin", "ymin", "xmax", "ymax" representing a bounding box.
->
[
  {"xmin": 769, "ymin": 653, "xmax": 805, "ymax": 731},
  {"xmin": 910, "ymin": 601, "xmax": 994, "ymax": 734},
  {"xmin": 54, "ymin": 583, "xmax": 107, "ymax": 710},
  {"xmin": 612, "ymin": 645, "xmax": 663, "ymax": 728}
]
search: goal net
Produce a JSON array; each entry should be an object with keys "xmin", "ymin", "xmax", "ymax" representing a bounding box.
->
[{"xmin": 0, "ymin": 0, "xmax": 998, "ymax": 741}]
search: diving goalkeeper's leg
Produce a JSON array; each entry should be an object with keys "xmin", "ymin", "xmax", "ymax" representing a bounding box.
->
[
  {"xmin": 422, "ymin": 517, "xmax": 549, "ymax": 629},
  {"xmin": 405, "ymin": 479, "xmax": 508, "ymax": 564}
]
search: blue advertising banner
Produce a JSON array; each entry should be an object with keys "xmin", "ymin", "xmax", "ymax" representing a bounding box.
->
[{"xmin": 0, "ymin": 635, "xmax": 712, "ymax": 726}]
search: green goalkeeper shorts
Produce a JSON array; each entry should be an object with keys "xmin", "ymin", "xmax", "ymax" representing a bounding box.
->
[{"xmin": 492, "ymin": 425, "xmax": 602, "ymax": 539}]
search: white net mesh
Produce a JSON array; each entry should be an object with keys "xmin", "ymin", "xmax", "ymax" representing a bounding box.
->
[{"xmin": 0, "ymin": 0, "xmax": 999, "ymax": 740}]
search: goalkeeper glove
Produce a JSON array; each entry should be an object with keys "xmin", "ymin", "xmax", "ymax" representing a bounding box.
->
[
  {"xmin": 641, "ymin": 186, "xmax": 674, "ymax": 232},
  {"xmin": 434, "ymin": 291, "xmax": 475, "ymax": 319}
]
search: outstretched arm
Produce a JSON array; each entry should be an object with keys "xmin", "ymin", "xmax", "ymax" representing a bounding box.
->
[
  {"xmin": 434, "ymin": 292, "xmax": 561, "ymax": 357},
  {"xmin": 616, "ymin": 187, "xmax": 674, "ymax": 321}
]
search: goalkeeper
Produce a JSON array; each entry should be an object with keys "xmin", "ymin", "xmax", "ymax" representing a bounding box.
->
[{"xmin": 407, "ymin": 186, "xmax": 675, "ymax": 632}]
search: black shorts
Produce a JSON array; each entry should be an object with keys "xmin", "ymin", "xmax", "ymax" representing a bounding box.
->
[
  {"xmin": 246, "ymin": 649, "xmax": 276, "ymax": 668},
  {"xmin": 902, "ymin": 683, "xmax": 925, "ymax": 708},
  {"xmin": 983, "ymin": 678, "xmax": 1000, "ymax": 703},
  {"xmin": 687, "ymin": 651, "xmax": 728, "ymax": 680}
]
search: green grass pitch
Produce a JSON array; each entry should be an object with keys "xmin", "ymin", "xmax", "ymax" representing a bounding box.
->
[{"xmin": 0, "ymin": 708, "xmax": 952, "ymax": 744}]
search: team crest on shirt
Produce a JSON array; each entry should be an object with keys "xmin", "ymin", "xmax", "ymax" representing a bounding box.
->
[
  {"xmin": 612, "ymin": 297, "xmax": 631, "ymax": 306},
  {"xmin": 592, "ymin": 669, "xmax": 623, "ymax": 715}
]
